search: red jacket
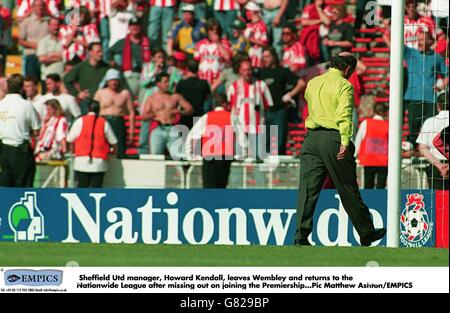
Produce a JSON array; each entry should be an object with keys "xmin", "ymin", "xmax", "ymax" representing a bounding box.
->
[
  {"xmin": 359, "ymin": 118, "xmax": 389, "ymax": 167},
  {"xmin": 201, "ymin": 110, "xmax": 234, "ymax": 158},
  {"xmin": 74, "ymin": 115, "xmax": 110, "ymax": 160}
]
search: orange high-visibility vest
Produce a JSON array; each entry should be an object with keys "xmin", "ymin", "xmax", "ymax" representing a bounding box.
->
[
  {"xmin": 74, "ymin": 115, "xmax": 110, "ymax": 160},
  {"xmin": 359, "ymin": 118, "xmax": 389, "ymax": 167},
  {"xmin": 201, "ymin": 110, "xmax": 234, "ymax": 157}
]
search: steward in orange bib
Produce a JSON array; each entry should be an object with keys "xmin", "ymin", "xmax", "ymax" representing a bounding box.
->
[
  {"xmin": 67, "ymin": 100, "xmax": 118, "ymax": 187},
  {"xmin": 355, "ymin": 103, "xmax": 389, "ymax": 189},
  {"xmin": 185, "ymin": 93, "xmax": 235, "ymax": 188}
]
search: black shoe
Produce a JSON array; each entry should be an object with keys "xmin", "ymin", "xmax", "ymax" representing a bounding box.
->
[
  {"xmin": 294, "ymin": 239, "xmax": 311, "ymax": 246},
  {"xmin": 360, "ymin": 228, "xmax": 386, "ymax": 247}
]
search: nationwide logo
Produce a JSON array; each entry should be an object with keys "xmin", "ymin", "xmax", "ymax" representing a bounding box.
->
[
  {"xmin": 400, "ymin": 193, "xmax": 434, "ymax": 247},
  {"xmin": 4, "ymin": 270, "xmax": 63, "ymax": 287},
  {"xmin": 8, "ymin": 192, "xmax": 45, "ymax": 242}
]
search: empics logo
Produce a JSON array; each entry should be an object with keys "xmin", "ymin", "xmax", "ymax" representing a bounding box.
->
[
  {"xmin": 4, "ymin": 270, "xmax": 63, "ymax": 287},
  {"xmin": 400, "ymin": 193, "xmax": 434, "ymax": 247},
  {"xmin": 8, "ymin": 192, "xmax": 45, "ymax": 242}
]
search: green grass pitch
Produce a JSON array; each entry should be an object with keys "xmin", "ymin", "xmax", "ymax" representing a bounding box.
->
[{"xmin": 0, "ymin": 242, "xmax": 448, "ymax": 266}]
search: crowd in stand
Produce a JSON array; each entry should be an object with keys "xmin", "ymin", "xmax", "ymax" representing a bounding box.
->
[{"xmin": 0, "ymin": 0, "xmax": 448, "ymax": 188}]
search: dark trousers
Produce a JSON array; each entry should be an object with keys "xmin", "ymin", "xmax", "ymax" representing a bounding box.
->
[
  {"xmin": 0, "ymin": 142, "xmax": 35, "ymax": 187},
  {"xmin": 0, "ymin": 45, "xmax": 7, "ymax": 75},
  {"xmin": 355, "ymin": 0, "xmax": 373, "ymax": 30},
  {"xmin": 25, "ymin": 54, "xmax": 41, "ymax": 79},
  {"xmin": 75, "ymin": 171, "xmax": 105, "ymax": 188},
  {"xmin": 364, "ymin": 166, "xmax": 388, "ymax": 189},
  {"xmin": 266, "ymin": 108, "xmax": 288, "ymax": 155},
  {"xmin": 103, "ymin": 115, "xmax": 126, "ymax": 159},
  {"xmin": 80, "ymin": 99, "xmax": 92, "ymax": 115},
  {"xmin": 404, "ymin": 101, "xmax": 435, "ymax": 145},
  {"xmin": 295, "ymin": 129, "xmax": 375, "ymax": 242},
  {"xmin": 426, "ymin": 162, "xmax": 449, "ymax": 190},
  {"xmin": 202, "ymin": 158, "xmax": 232, "ymax": 188}
]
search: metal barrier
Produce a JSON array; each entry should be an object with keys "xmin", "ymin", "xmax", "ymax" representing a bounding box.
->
[
  {"xmin": 33, "ymin": 156, "xmax": 430, "ymax": 189},
  {"xmin": 34, "ymin": 160, "xmax": 69, "ymax": 188}
]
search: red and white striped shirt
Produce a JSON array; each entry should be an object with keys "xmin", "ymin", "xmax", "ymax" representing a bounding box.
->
[
  {"xmin": 150, "ymin": 0, "xmax": 176, "ymax": 7},
  {"xmin": 17, "ymin": 0, "xmax": 60, "ymax": 18},
  {"xmin": 98, "ymin": 0, "xmax": 112, "ymax": 18},
  {"xmin": 194, "ymin": 38, "xmax": 232, "ymax": 85},
  {"xmin": 214, "ymin": 0, "xmax": 239, "ymax": 11},
  {"xmin": 227, "ymin": 78, "xmax": 273, "ymax": 133},
  {"xmin": 59, "ymin": 24, "xmax": 100, "ymax": 62},
  {"xmin": 404, "ymin": 16, "xmax": 439, "ymax": 49},
  {"xmin": 244, "ymin": 20, "xmax": 268, "ymax": 69},
  {"xmin": 282, "ymin": 41, "xmax": 307, "ymax": 72},
  {"xmin": 66, "ymin": 0, "xmax": 98, "ymax": 11}
]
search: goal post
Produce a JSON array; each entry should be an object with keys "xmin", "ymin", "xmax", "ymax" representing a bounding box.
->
[{"xmin": 387, "ymin": 0, "xmax": 406, "ymax": 248}]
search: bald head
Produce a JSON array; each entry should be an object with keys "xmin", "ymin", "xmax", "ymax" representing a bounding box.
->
[
  {"xmin": 338, "ymin": 51, "xmax": 353, "ymax": 57},
  {"xmin": 330, "ymin": 53, "xmax": 357, "ymax": 79}
]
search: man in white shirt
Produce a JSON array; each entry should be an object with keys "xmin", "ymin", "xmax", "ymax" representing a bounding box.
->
[
  {"xmin": 36, "ymin": 17, "xmax": 63, "ymax": 84},
  {"xmin": 24, "ymin": 76, "xmax": 42, "ymax": 104},
  {"xmin": 34, "ymin": 74, "xmax": 81, "ymax": 123},
  {"xmin": 0, "ymin": 74, "xmax": 41, "ymax": 187},
  {"xmin": 108, "ymin": 0, "xmax": 135, "ymax": 50},
  {"xmin": 417, "ymin": 92, "xmax": 449, "ymax": 190}
]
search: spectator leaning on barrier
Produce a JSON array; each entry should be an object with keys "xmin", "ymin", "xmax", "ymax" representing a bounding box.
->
[
  {"xmin": 67, "ymin": 100, "xmax": 118, "ymax": 188},
  {"xmin": 355, "ymin": 103, "xmax": 389, "ymax": 189},
  {"xmin": 185, "ymin": 93, "xmax": 234, "ymax": 188},
  {"xmin": 0, "ymin": 74, "xmax": 41, "ymax": 187},
  {"xmin": 417, "ymin": 91, "xmax": 449, "ymax": 190}
]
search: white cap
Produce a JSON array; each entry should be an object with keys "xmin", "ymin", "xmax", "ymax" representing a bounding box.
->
[
  {"xmin": 245, "ymin": 1, "xmax": 261, "ymax": 12},
  {"xmin": 181, "ymin": 4, "xmax": 195, "ymax": 12},
  {"xmin": 99, "ymin": 68, "xmax": 121, "ymax": 89}
]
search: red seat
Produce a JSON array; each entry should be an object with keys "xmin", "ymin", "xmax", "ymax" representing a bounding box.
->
[
  {"xmin": 371, "ymin": 47, "xmax": 390, "ymax": 53},
  {"xmin": 358, "ymin": 27, "xmax": 383, "ymax": 33}
]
